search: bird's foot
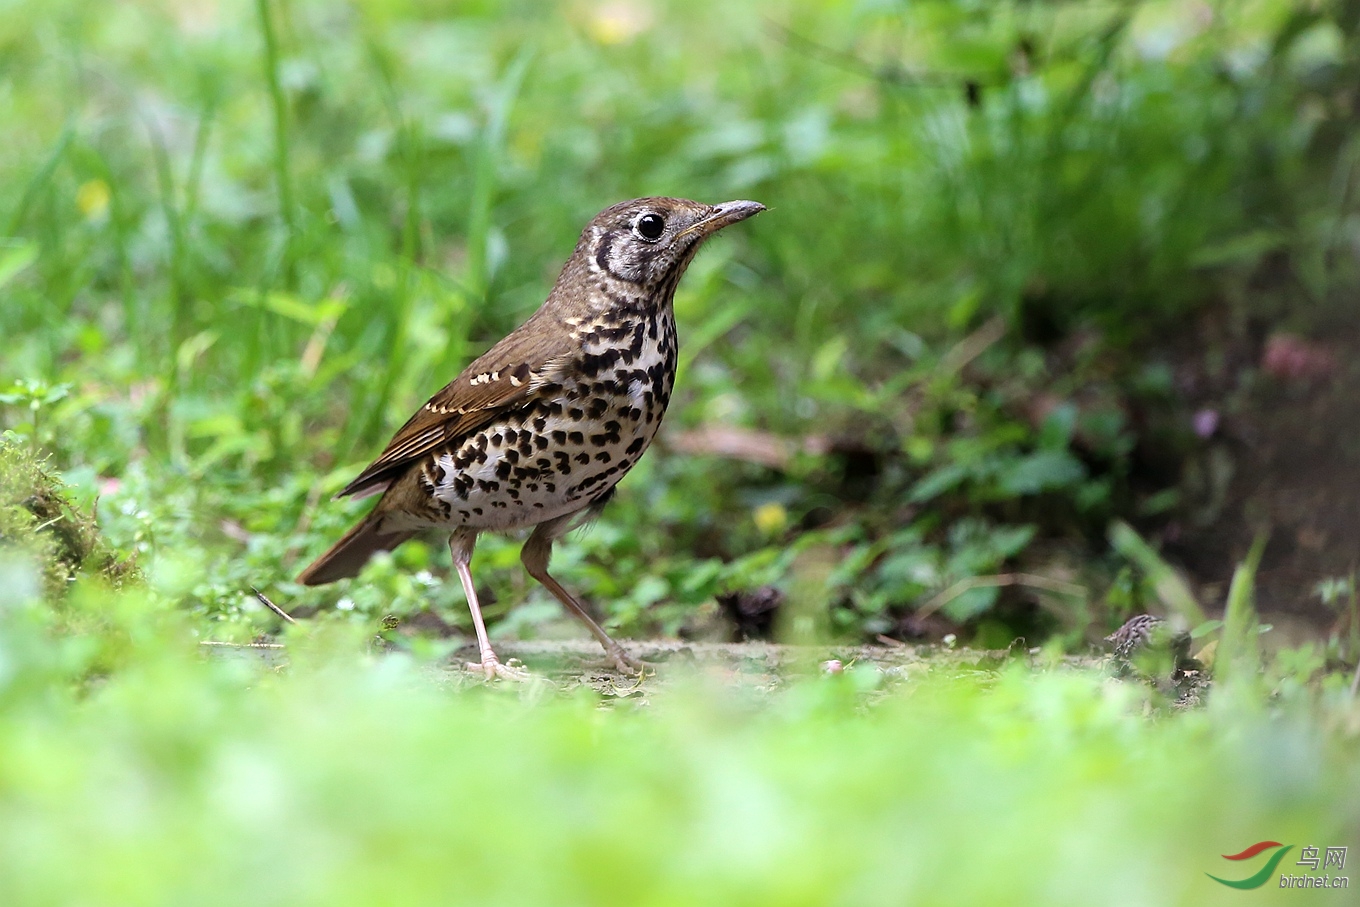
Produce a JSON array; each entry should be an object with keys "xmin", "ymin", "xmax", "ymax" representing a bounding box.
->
[
  {"xmin": 606, "ymin": 644, "xmax": 649, "ymax": 677},
  {"xmin": 465, "ymin": 654, "xmax": 530, "ymax": 682}
]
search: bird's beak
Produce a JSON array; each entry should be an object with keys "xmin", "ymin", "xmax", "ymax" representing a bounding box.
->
[{"xmin": 683, "ymin": 199, "xmax": 766, "ymax": 238}]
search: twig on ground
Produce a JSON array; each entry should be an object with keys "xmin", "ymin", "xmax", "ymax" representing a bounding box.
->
[
  {"xmin": 251, "ymin": 586, "xmax": 297, "ymax": 624},
  {"xmin": 940, "ymin": 316, "xmax": 1007, "ymax": 376},
  {"xmin": 666, "ymin": 425, "xmax": 831, "ymax": 469},
  {"xmin": 199, "ymin": 640, "xmax": 286, "ymax": 649}
]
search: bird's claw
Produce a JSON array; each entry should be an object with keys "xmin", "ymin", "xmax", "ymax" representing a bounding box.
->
[
  {"xmin": 608, "ymin": 646, "xmax": 650, "ymax": 677},
  {"xmin": 466, "ymin": 655, "xmax": 530, "ymax": 682}
]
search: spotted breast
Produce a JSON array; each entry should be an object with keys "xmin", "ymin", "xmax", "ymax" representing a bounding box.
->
[{"xmin": 404, "ymin": 306, "xmax": 678, "ymax": 532}]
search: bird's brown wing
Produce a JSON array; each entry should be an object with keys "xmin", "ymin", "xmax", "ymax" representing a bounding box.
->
[{"xmin": 337, "ymin": 320, "xmax": 577, "ymax": 499}]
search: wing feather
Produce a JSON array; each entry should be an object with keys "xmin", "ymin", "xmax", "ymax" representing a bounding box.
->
[{"xmin": 336, "ymin": 314, "xmax": 577, "ymax": 499}]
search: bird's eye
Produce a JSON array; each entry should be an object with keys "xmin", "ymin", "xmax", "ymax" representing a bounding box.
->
[{"xmin": 634, "ymin": 213, "xmax": 665, "ymax": 241}]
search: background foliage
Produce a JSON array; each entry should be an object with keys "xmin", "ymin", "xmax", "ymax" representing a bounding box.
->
[
  {"xmin": 3, "ymin": 2, "xmax": 1360, "ymax": 901},
  {"xmin": 4, "ymin": 0, "xmax": 1360, "ymax": 649}
]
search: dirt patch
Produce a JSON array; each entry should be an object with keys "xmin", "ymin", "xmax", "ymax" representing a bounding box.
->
[
  {"xmin": 1154, "ymin": 314, "xmax": 1360, "ymax": 630},
  {"xmin": 435, "ymin": 639, "xmax": 1117, "ymax": 698}
]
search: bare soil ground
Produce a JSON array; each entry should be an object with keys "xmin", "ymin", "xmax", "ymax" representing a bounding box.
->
[{"xmin": 434, "ymin": 639, "xmax": 1117, "ymax": 698}]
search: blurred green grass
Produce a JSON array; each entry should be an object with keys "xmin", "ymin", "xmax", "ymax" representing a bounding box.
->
[{"xmin": 0, "ymin": 558, "xmax": 1356, "ymax": 906}]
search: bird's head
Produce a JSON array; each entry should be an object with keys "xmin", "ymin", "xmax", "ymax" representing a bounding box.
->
[{"xmin": 569, "ymin": 197, "xmax": 765, "ymax": 296}]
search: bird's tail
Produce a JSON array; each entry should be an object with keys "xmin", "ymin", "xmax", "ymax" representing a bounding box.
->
[{"xmin": 296, "ymin": 511, "xmax": 416, "ymax": 586}]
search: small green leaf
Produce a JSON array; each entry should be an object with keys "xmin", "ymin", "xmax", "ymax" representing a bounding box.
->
[
  {"xmin": 996, "ymin": 450, "xmax": 1086, "ymax": 496},
  {"xmin": 1189, "ymin": 619, "xmax": 1223, "ymax": 639},
  {"xmin": 0, "ymin": 242, "xmax": 38, "ymax": 290}
]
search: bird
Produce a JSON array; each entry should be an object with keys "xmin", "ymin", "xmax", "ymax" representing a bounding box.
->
[{"xmin": 298, "ymin": 197, "xmax": 765, "ymax": 679}]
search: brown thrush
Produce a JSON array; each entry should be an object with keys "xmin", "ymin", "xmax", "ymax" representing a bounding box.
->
[{"xmin": 298, "ymin": 197, "xmax": 765, "ymax": 678}]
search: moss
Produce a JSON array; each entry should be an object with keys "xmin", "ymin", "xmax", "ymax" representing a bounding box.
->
[{"xmin": 0, "ymin": 439, "xmax": 137, "ymax": 598}]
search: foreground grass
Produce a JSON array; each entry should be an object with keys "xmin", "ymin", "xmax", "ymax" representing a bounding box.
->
[{"xmin": 1, "ymin": 561, "xmax": 1357, "ymax": 907}]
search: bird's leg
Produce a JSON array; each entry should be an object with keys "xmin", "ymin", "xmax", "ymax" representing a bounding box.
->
[
  {"xmin": 521, "ymin": 522, "xmax": 644, "ymax": 675},
  {"xmin": 449, "ymin": 530, "xmax": 527, "ymax": 681}
]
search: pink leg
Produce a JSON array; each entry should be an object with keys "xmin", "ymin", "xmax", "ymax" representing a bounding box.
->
[
  {"xmin": 521, "ymin": 523, "xmax": 644, "ymax": 675},
  {"xmin": 449, "ymin": 531, "xmax": 527, "ymax": 681}
]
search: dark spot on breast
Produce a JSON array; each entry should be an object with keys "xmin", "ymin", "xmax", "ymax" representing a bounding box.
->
[
  {"xmin": 575, "ymin": 452, "xmax": 590, "ymax": 465},
  {"xmin": 568, "ymin": 431, "xmax": 584, "ymax": 445}
]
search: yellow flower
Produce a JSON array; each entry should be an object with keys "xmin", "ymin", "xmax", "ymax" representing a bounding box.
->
[
  {"xmin": 586, "ymin": 1, "xmax": 652, "ymax": 46},
  {"xmin": 753, "ymin": 502, "xmax": 788, "ymax": 535},
  {"xmin": 76, "ymin": 179, "xmax": 110, "ymax": 222}
]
